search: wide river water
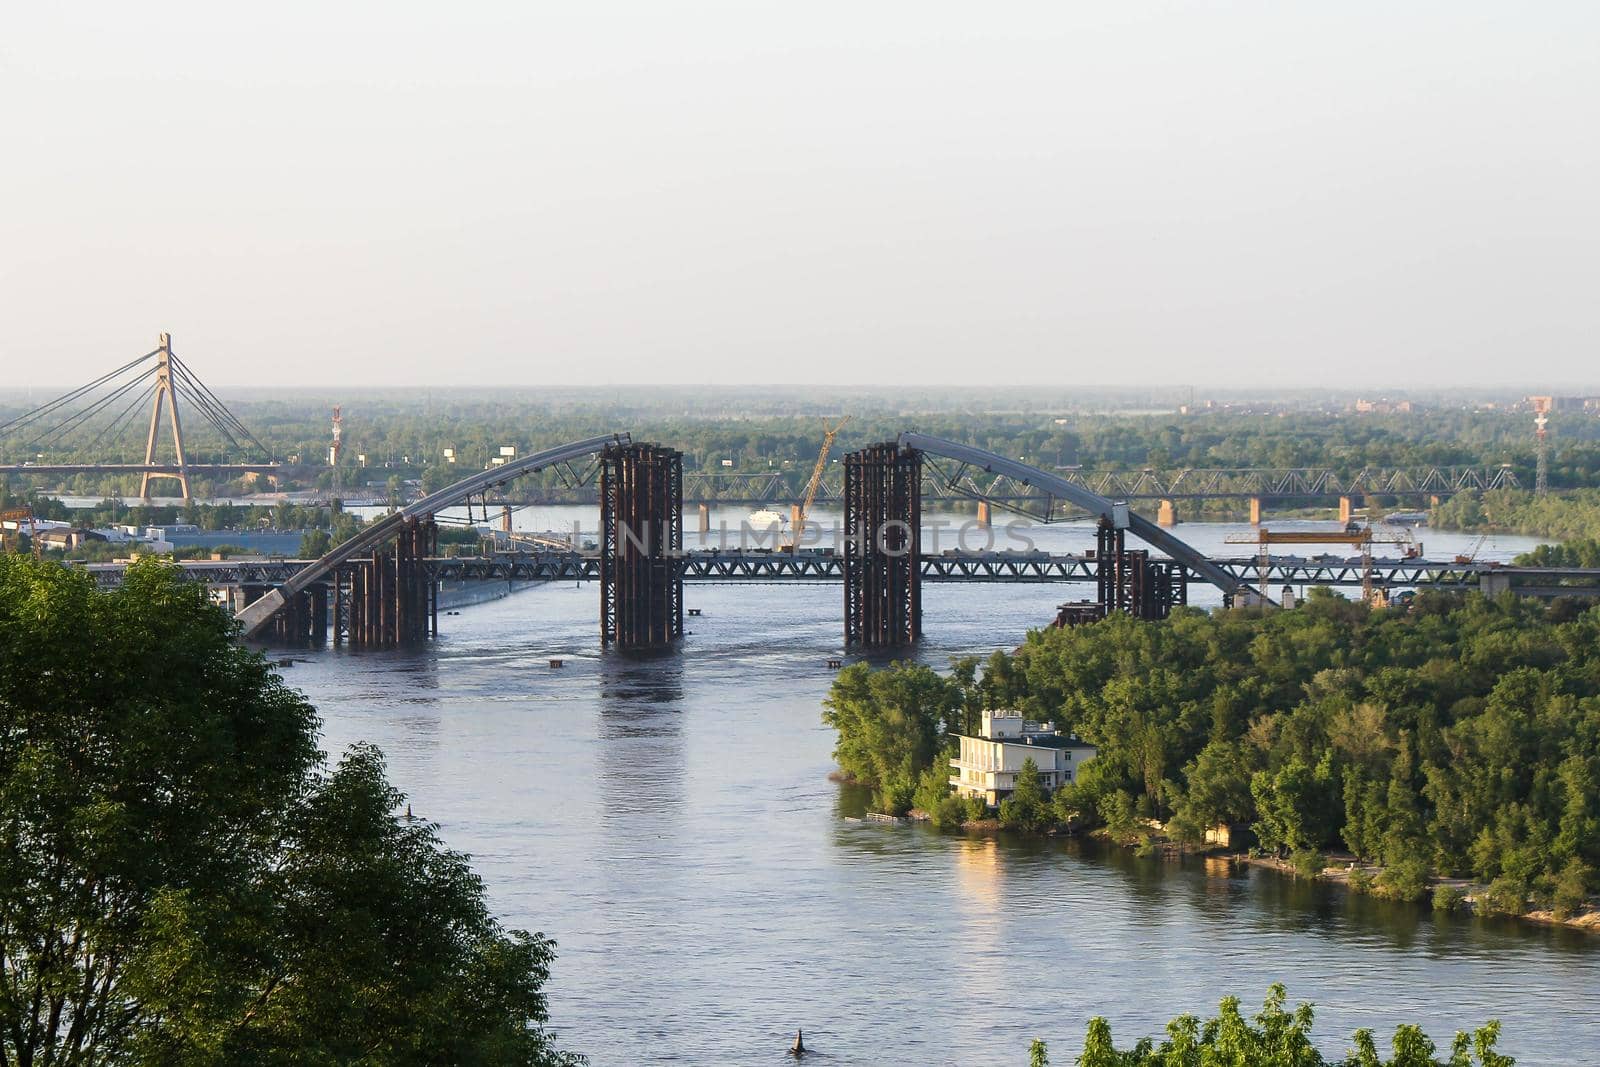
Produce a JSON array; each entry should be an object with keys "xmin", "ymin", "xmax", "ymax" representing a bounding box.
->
[{"xmin": 290, "ymin": 511, "xmax": 1598, "ymax": 1065}]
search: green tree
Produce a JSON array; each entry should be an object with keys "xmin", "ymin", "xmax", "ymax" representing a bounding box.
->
[
  {"xmin": 1070, "ymin": 986, "xmax": 1512, "ymax": 1066},
  {"xmin": 0, "ymin": 557, "xmax": 580, "ymax": 1066},
  {"xmin": 822, "ymin": 662, "xmax": 958, "ymax": 813},
  {"xmin": 1169, "ymin": 738, "xmax": 1254, "ymax": 843},
  {"xmin": 999, "ymin": 757, "xmax": 1049, "ymax": 831},
  {"xmin": 298, "ymin": 527, "xmax": 332, "ymax": 558}
]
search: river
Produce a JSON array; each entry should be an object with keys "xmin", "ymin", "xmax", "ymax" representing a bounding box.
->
[{"xmin": 288, "ymin": 511, "xmax": 1597, "ymax": 1065}]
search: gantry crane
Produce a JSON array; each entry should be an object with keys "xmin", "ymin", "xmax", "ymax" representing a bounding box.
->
[
  {"xmin": 785, "ymin": 416, "xmax": 850, "ymax": 550},
  {"xmin": 1227, "ymin": 524, "xmax": 1417, "ymax": 606}
]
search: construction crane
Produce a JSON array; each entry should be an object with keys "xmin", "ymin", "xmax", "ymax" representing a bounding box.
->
[
  {"xmin": 785, "ymin": 416, "xmax": 849, "ymax": 550},
  {"xmin": 1227, "ymin": 524, "xmax": 1416, "ymax": 606},
  {"xmin": 1454, "ymin": 532, "xmax": 1490, "ymax": 565},
  {"xmin": 0, "ymin": 506, "xmax": 41, "ymax": 559}
]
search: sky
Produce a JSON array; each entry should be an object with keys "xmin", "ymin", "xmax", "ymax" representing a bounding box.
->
[{"xmin": 2, "ymin": 3, "xmax": 1596, "ymax": 389}]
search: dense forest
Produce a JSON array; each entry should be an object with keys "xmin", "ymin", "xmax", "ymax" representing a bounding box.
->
[{"xmin": 826, "ymin": 591, "xmax": 1600, "ymax": 918}]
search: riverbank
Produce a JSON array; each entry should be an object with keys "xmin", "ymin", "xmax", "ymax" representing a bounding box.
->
[
  {"xmin": 903, "ymin": 802, "xmax": 1600, "ymax": 933},
  {"xmin": 1209, "ymin": 847, "xmax": 1599, "ymax": 933}
]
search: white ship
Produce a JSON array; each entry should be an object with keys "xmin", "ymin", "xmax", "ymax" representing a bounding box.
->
[{"xmin": 746, "ymin": 508, "xmax": 787, "ymax": 530}]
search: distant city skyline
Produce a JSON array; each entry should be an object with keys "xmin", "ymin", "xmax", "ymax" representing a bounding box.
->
[{"xmin": 3, "ymin": 3, "xmax": 1597, "ymax": 389}]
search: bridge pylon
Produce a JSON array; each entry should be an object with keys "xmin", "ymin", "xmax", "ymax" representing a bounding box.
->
[
  {"xmin": 843, "ymin": 442, "xmax": 922, "ymax": 647},
  {"xmin": 600, "ymin": 442, "xmax": 683, "ymax": 649},
  {"xmin": 138, "ymin": 333, "xmax": 191, "ymax": 501}
]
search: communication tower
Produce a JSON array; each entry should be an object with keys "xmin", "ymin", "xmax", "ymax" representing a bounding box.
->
[
  {"xmin": 1530, "ymin": 396, "xmax": 1551, "ymax": 496},
  {"xmin": 329, "ymin": 406, "xmax": 344, "ymax": 494}
]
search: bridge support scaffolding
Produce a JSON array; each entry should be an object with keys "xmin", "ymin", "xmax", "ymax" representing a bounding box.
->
[
  {"xmin": 600, "ymin": 443, "xmax": 683, "ymax": 649},
  {"xmin": 1055, "ymin": 518, "xmax": 1186, "ymax": 627},
  {"xmin": 337, "ymin": 518, "xmax": 438, "ymax": 650},
  {"xmin": 843, "ymin": 442, "xmax": 922, "ymax": 646}
]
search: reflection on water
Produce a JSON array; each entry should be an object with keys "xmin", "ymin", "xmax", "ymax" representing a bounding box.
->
[{"xmin": 284, "ymin": 519, "xmax": 1591, "ymax": 1067}]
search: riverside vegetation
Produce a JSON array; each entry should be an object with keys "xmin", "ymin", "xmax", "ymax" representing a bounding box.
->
[
  {"xmin": 1434, "ymin": 488, "xmax": 1600, "ymax": 544},
  {"xmin": 1025, "ymin": 985, "xmax": 1512, "ymax": 1066},
  {"xmin": 824, "ymin": 590, "xmax": 1600, "ymax": 922},
  {"xmin": 0, "ymin": 556, "xmax": 580, "ymax": 1066}
]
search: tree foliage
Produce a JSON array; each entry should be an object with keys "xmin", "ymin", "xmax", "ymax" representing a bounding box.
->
[
  {"xmin": 0, "ymin": 556, "xmax": 580, "ymax": 1066},
  {"xmin": 839, "ymin": 589, "xmax": 1600, "ymax": 913},
  {"xmin": 1042, "ymin": 985, "xmax": 1513, "ymax": 1066},
  {"xmin": 821, "ymin": 661, "xmax": 960, "ymax": 814}
]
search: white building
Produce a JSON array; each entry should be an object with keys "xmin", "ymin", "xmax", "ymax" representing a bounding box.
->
[{"xmin": 949, "ymin": 710, "xmax": 1096, "ymax": 808}]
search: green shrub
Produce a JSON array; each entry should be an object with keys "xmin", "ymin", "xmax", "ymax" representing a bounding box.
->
[
  {"xmin": 963, "ymin": 796, "xmax": 989, "ymax": 823},
  {"xmin": 1432, "ymin": 884, "xmax": 1465, "ymax": 912},
  {"xmin": 911, "ymin": 763, "xmax": 952, "ymax": 817},
  {"xmin": 1375, "ymin": 859, "xmax": 1429, "ymax": 903},
  {"xmin": 929, "ymin": 794, "xmax": 967, "ymax": 830},
  {"xmin": 874, "ymin": 777, "xmax": 915, "ymax": 817},
  {"xmin": 1348, "ymin": 867, "xmax": 1375, "ymax": 894},
  {"xmin": 1552, "ymin": 860, "xmax": 1593, "ymax": 920},
  {"xmin": 1289, "ymin": 849, "xmax": 1325, "ymax": 880},
  {"xmin": 1480, "ymin": 876, "xmax": 1528, "ymax": 917}
]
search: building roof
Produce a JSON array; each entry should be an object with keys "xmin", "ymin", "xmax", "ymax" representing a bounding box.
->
[
  {"xmin": 958, "ymin": 730, "xmax": 1095, "ymax": 751},
  {"xmin": 1009, "ymin": 734, "xmax": 1095, "ymax": 750}
]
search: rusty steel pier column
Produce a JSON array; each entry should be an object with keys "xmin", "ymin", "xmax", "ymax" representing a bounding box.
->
[
  {"xmin": 1092, "ymin": 516, "xmax": 1183, "ymax": 622},
  {"xmin": 599, "ymin": 442, "xmax": 684, "ymax": 649},
  {"xmin": 843, "ymin": 442, "xmax": 922, "ymax": 647}
]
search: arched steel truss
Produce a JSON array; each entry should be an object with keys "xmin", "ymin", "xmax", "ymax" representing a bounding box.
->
[
  {"xmin": 234, "ymin": 433, "xmax": 630, "ymax": 639},
  {"xmin": 899, "ymin": 432, "xmax": 1262, "ymax": 603}
]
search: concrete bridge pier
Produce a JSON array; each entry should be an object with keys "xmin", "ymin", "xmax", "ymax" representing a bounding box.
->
[
  {"xmin": 1157, "ymin": 499, "xmax": 1179, "ymax": 527},
  {"xmin": 698, "ymin": 502, "xmax": 711, "ymax": 534},
  {"xmin": 976, "ymin": 501, "xmax": 992, "ymax": 528},
  {"xmin": 1480, "ymin": 571, "xmax": 1513, "ymax": 597},
  {"xmin": 1339, "ymin": 496, "xmax": 1357, "ymax": 524},
  {"xmin": 1249, "ymin": 497, "xmax": 1263, "ymax": 526}
]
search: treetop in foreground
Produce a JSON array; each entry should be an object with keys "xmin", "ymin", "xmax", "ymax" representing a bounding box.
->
[
  {"xmin": 0, "ymin": 556, "xmax": 580, "ymax": 1066},
  {"xmin": 1032, "ymin": 985, "xmax": 1511, "ymax": 1066}
]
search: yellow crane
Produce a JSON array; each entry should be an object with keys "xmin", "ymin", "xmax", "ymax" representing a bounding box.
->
[
  {"xmin": 1226, "ymin": 524, "xmax": 1416, "ymax": 606},
  {"xmin": 786, "ymin": 416, "xmax": 850, "ymax": 550}
]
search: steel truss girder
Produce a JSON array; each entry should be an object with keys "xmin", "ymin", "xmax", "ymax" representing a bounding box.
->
[{"xmin": 81, "ymin": 553, "xmax": 1600, "ymax": 598}]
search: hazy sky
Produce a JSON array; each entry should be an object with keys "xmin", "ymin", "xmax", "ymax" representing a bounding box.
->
[{"xmin": 3, "ymin": 3, "xmax": 1596, "ymax": 389}]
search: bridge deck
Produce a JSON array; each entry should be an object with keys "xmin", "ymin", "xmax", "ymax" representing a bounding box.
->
[{"xmin": 78, "ymin": 551, "xmax": 1600, "ymax": 595}]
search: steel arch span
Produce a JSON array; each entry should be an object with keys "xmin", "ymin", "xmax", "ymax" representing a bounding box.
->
[
  {"xmin": 234, "ymin": 433, "xmax": 631, "ymax": 639},
  {"xmin": 897, "ymin": 431, "xmax": 1265, "ymax": 604}
]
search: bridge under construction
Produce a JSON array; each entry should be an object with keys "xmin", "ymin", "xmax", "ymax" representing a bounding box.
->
[
  {"xmin": 8, "ymin": 342, "xmax": 1577, "ymax": 652},
  {"xmin": 65, "ymin": 431, "xmax": 1578, "ymax": 655}
]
